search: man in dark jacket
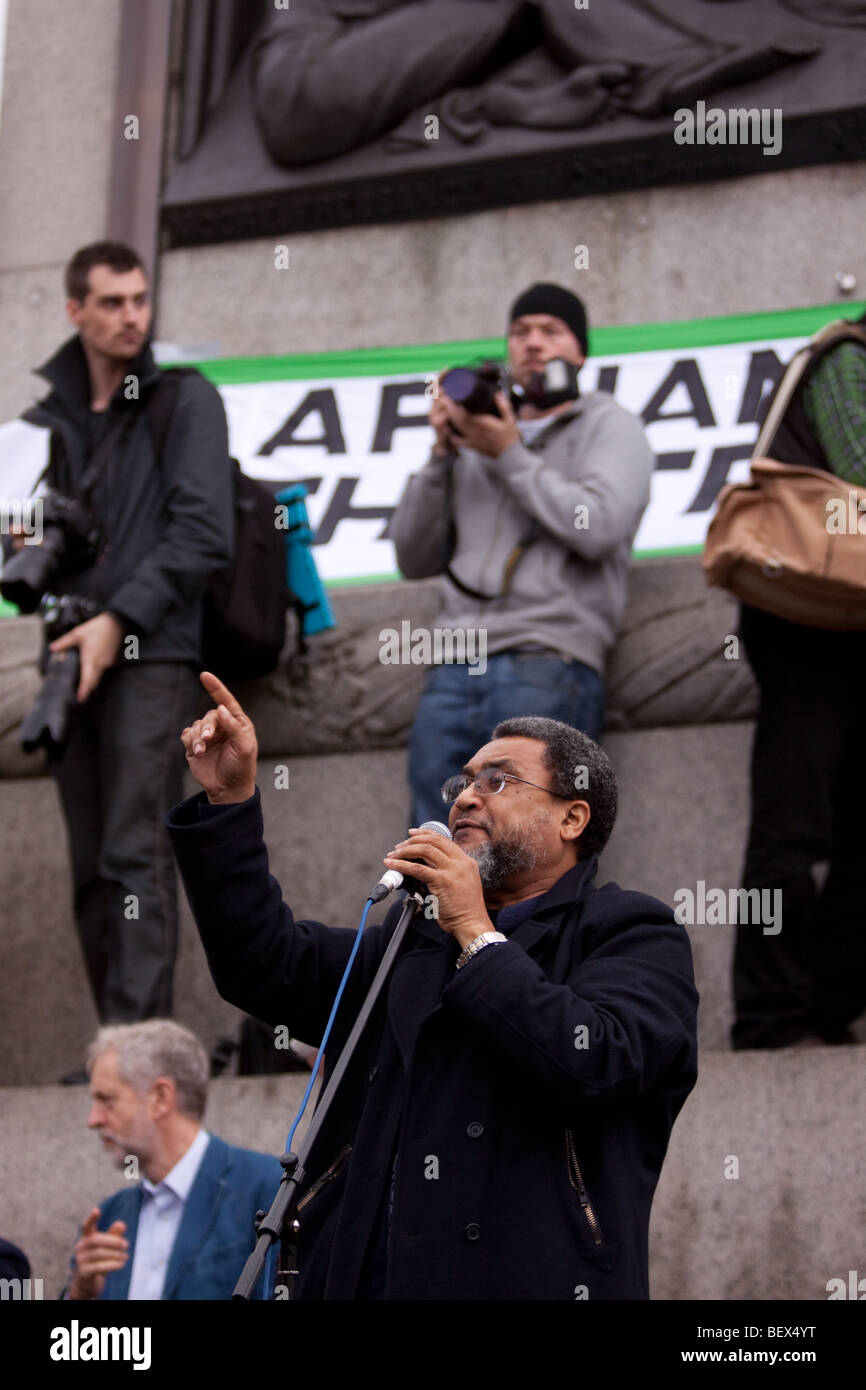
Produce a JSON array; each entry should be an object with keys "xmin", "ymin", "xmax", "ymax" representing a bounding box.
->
[
  {"xmin": 20, "ymin": 243, "xmax": 234, "ymax": 1040},
  {"xmin": 166, "ymin": 672, "xmax": 698, "ymax": 1301}
]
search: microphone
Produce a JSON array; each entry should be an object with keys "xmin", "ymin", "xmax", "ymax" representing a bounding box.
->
[{"xmin": 368, "ymin": 820, "xmax": 453, "ymax": 903}]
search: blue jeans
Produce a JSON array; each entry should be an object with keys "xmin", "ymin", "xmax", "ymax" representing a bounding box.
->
[{"xmin": 407, "ymin": 652, "xmax": 606, "ymax": 828}]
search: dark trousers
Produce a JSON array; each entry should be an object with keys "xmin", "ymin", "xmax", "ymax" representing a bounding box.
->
[
  {"xmin": 51, "ymin": 660, "xmax": 200, "ymax": 1023},
  {"xmin": 733, "ymin": 604, "xmax": 866, "ymax": 1048}
]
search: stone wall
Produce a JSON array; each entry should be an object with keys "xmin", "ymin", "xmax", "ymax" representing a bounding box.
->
[
  {"xmin": 157, "ymin": 164, "xmax": 866, "ymax": 364},
  {"xmin": 0, "ymin": 0, "xmax": 122, "ymax": 425}
]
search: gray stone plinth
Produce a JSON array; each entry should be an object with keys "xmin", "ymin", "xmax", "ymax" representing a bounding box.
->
[
  {"xmin": 1, "ymin": 558, "xmax": 755, "ymax": 771},
  {"xmin": 605, "ymin": 559, "xmax": 756, "ymax": 730},
  {"xmin": 158, "ymin": 165, "xmax": 866, "ymax": 361},
  {"xmin": 237, "ymin": 560, "xmax": 755, "ymax": 756},
  {"xmin": 649, "ymin": 1047, "xmax": 866, "ymax": 1300},
  {"xmin": 601, "ymin": 722, "xmax": 754, "ymax": 1054},
  {"xmin": 0, "ymin": 0, "xmax": 123, "ymax": 424}
]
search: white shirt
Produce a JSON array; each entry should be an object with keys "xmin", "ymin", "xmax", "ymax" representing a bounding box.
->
[{"xmin": 127, "ymin": 1128, "xmax": 210, "ymax": 1300}]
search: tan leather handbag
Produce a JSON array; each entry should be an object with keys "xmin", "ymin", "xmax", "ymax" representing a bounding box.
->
[{"xmin": 703, "ymin": 323, "xmax": 866, "ymax": 630}]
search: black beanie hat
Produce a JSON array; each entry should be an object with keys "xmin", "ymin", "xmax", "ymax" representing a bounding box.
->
[{"xmin": 508, "ymin": 283, "xmax": 588, "ymax": 357}]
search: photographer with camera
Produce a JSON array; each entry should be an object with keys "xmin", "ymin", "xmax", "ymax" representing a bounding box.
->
[
  {"xmin": 391, "ymin": 283, "xmax": 654, "ymax": 826},
  {"xmin": 2, "ymin": 243, "xmax": 234, "ymax": 1062}
]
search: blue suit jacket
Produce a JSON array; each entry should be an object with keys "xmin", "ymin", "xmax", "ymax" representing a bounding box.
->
[{"xmin": 79, "ymin": 1136, "xmax": 282, "ymax": 1300}]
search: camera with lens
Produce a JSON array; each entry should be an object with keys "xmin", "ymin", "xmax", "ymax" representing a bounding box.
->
[
  {"xmin": 439, "ymin": 357, "xmax": 580, "ymax": 417},
  {"xmin": 0, "ymin": 488, "xmax": 102, "ymax": 756},
  {"xmin": 0, "ymin": 489, "xmax": 99, "ymax": 614},
  {"xmin": 439, "ymin": 361, "xmax": 512, "ymax": 417},
  {"xmin": 17, "ymin": 592, "xmax": 102, "ymax": 756}
]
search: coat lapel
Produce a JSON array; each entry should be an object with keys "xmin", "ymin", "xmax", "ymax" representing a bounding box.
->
[{"xmin": 160, "ymin": 1136, "xmax": 229, "ymax": 1300}]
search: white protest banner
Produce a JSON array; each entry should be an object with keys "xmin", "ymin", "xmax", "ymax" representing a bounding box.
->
[{"xmin": 1, "ymin": 302, "xmax": 862, "ymax": 613}]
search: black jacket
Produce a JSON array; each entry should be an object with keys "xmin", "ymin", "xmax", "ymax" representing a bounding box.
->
[
  {"xmin": 22, "ymin": 336, "xmax": 234, "ymax": 663},
  {"xmin": 166, "ymin": 790, "xmax": 699, "ymax": 1301}
]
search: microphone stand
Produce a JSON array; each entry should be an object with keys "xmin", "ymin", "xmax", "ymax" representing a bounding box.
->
[{"xmin": 232, "ymin": 892, "xmax": 420, "ymax": 1300}]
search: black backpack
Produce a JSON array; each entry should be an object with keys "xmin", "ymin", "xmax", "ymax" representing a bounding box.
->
[{"xmin": 145, "ymin": 368, "xmax": 294, "ymax": 682}]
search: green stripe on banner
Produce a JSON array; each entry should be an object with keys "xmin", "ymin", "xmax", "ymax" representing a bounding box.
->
[
  {"xmin": 181, "ymin": 302, "xmax": 866, "ymax": 384},
  {"xmin": 633, "ymin": 544, "xmax": 704, "ymax": 560},
  {"xmin": 325, "ymin": 544, "xmax": 706, "ymax": 588},
  {"xmin": 326, "ymin": 572, "xmax": 401, "ymax": 588},
  {"xmin": 0, "ymin": 599, "xmax": 19, "ymax": 618}
]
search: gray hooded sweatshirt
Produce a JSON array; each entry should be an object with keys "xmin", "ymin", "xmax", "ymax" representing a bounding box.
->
[{"xmin": 389, "ymin": 391, "xmax": 654, "ymax": 676}]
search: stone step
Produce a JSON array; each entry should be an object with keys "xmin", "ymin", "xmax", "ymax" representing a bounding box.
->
[{"xmin": 1, "ymin": 1048, "xmax": 861, "ymax": 1302}]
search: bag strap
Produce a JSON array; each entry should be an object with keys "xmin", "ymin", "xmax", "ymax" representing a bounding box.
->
[
  {"xmin": 143, "ymin": 368, "xmax": 196, "ymax": 465},
  {"xmin": 38, "ymin": 412, "xmax": 129, "ymax": 500},
  {"xmin": 79, "ymin": 414, "xmax": 132, "ymax": 502}
]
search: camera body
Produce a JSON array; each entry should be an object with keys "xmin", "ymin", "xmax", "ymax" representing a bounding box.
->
[
  {"xmin": 439, "ymin": 361, "xmax": 511, "ymax": 417},
  {"xmin": 0, "ymin": 479, "xmax": 103, "ymax": 753}
]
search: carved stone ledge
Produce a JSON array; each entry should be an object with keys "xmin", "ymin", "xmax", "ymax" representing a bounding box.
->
[{"xmin": 0, "ymin": 557, "xmax": 758, "ymax": 777}]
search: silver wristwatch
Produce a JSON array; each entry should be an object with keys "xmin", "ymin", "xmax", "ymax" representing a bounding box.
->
[{"xmin": 455, "ymin": 931, "xmax": 508, "ymax": 970}]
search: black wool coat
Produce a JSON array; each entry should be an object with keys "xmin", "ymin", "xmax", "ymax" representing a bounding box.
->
[{"xmin": 167, "ymin": 790, "xmax": 698, "ymax": 1301}]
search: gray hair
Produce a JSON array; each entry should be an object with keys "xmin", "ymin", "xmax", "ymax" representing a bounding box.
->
[
  {"xmin": 491, "ymin": 715, "xmax": 618, "ymax": 860},
  {"xmin": 86, "ymin": 1020, "xmax": 209, "ymax": 1120}
]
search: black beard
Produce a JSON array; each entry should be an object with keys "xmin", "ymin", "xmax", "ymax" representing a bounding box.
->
[{"xmin": 465, "ymin": 832, "xmax": 541, "ymax": 893}]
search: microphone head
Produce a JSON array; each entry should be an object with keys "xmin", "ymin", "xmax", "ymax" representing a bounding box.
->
[
  {"xmin": 418, "ymin": 820, "xmax": 453, "ymax": 841},
  {"xmin": 368, "ymin": 821, "xmax": 454, "ymax": 904}
]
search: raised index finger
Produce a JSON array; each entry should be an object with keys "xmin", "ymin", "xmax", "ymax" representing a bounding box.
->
[
  {"xmin": 81, "ymin": 1207, "xmax": 101, "ymax": 1236},
  {"xmin": 199, "ymin": 671, "xmax": 246, "ymax": 720}
]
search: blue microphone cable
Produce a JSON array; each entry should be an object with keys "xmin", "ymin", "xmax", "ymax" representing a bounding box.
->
[
  {"xmin": 284, "ymin": 896, "xmax": 374, "ymax": 1154},
  {"xmin": 261, "ymin": 896, "xmax": 376, "ymax": 1299}
]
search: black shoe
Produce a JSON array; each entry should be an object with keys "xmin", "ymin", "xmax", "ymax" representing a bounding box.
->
[
  {"xmin": 59, "ymin": 1069, "xmax": 90, "ymax": 1085},
  {"xmin": 819, "ymin": 1027, "xmax": 860, "ymax": 1045}
]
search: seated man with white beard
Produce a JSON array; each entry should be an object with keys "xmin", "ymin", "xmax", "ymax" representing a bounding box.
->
[
  {"xmin": 165, "ymin": 672, "xmax": 698, "ymax": 1302},
  {"xmin": 65, "ymin": 1021, "xmax": 281, "ymax": 1300}
]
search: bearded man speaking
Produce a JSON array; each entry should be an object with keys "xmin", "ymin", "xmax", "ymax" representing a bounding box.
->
[{"xmin": 166, "ymin": 672, "xmax": 698, "ymax": 1301}]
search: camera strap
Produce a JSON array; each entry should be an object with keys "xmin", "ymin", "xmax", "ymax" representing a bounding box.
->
[{"xmin": 42, "ymin": 413, "xmax": 131, "ymax": 508}]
